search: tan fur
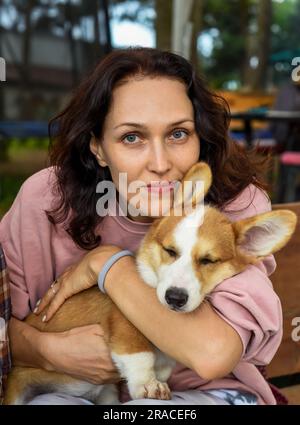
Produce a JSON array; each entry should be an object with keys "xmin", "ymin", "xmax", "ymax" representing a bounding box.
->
[
  {"xmin": 25, "ymin": 287, "xmax": 153, "ymax": 354},
  {"xmin": 191, "ymin": 207, "xmax": 249, "ymax": 296},
  {"xmin": 4, "ymin": 368, "xmax": 79, "ymax": 405},
  {"xmin": 4, "ymin": 288, "xmax": 154, "ymax": 404},
  {"xmin": 5, "ymin": 161, "xmax": 297, "ymax": 404}
]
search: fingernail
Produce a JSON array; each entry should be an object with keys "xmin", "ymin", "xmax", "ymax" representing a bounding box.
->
[
  {"xmin": 34, "ymin": 299, "xmax": 41, "ymax": 310},
  {"xmin": 33, "ymin": 299, "xmax": 41, "ymax": 314},
  {"xmin": 42, "ymin": 315, "xmax": 47, "ymax": 322}
]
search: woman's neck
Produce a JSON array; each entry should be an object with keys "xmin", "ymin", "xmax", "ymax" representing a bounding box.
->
[{"xmin": 116, "ymin": 191, "xmax": 155, "ymax": 224}]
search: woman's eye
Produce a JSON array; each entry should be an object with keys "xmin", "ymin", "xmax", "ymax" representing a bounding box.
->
[
  {"xmin": 121, "ymin": 129, "xmax": 189, "ymax": 144},
  {"xmin": 122, "ymin": 133, "xmax": 140, "ymax": 144},
  {"xmin": 170, "ymin": 129, "xmax": 189, "ymax": 141},
  {"xmin": 163, "ymin": 247, "xmax": 177, "ymax": 257}
]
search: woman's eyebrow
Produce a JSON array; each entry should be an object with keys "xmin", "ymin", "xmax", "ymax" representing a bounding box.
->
[{"xmin": 113, "ymin": 119, "xmax": 194, "ymax": 130}]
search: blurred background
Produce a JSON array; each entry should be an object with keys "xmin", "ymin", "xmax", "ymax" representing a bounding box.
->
[
  {"xmin": 0, "ymin": 0, "xmax": 300, "ymax": 216},
  {"xmin": 1, "ymin": 0, "xmax": 300, "ymax": 406}
]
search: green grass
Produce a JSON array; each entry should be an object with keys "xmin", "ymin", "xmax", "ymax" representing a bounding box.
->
[
  {"xmin": 0, "ymin": 175, "xmax": 29, "ymax": 217},
  {"xmin": 0, "ymin": 138, "xmax": 50, "ymax": 217},
  {"xmin": 8, "ymin": 137, "xmax": 50, "ymax": 154}
]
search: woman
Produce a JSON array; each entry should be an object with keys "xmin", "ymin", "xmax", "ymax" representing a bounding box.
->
[{"xmin": 0, "ymin": 47, "xmax": 282, "ymax": 405}]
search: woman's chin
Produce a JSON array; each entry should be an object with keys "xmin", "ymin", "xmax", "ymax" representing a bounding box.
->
[{"xmin": 128, "ymin": 206, "xmax": 174, "ymax": 220}]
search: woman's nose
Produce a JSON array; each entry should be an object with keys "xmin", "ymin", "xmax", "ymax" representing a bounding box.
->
[{"xmin": 147, "ymin": 141, "xmax": 172, "ymax": 176}]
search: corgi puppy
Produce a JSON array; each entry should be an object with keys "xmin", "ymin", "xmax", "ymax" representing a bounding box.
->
[{"xmin": 4, "ymin": 162, "xmax": 297, "ymax": 405}]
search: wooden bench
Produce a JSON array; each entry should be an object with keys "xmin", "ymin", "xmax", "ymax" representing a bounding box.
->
[
  {"xmin": 266, "ymin": 202, "xmax": 300, "ymax": 404},
  {"xmin": 217, "ymin": 90, "xmax": 275, "ymax": 131}
]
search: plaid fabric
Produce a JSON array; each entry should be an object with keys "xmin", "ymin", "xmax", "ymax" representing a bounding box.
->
[{"xmin": 0, "ymin": 243, "xmax": 12, "ymax": 405}]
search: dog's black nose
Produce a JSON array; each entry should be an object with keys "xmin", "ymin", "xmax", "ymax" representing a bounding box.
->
[{"xmin": 165, "ymin": 287, "xmax": 188, "ymax": 309}]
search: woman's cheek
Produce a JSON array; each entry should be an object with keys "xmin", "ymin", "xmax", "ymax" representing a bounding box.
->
[{"xmin": 175, "ymin": 140, "xmax": 200, "ymax": 169}]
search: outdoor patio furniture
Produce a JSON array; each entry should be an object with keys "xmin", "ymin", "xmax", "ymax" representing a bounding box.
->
[
  {"xmin": 267, "ymin": 202, "xmax": 300, "ymax": 404},
  {"xmin": 277, "ymin": 152, "xmax": 300, "ymax": 203}
]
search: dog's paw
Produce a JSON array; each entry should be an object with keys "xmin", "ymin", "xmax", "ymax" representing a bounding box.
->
[
  {"xmin": 132, "ymin": 378, "xmax": 171, "ymax": 400},
  {"xmin": 145, "ymin": 379, "xmax": 171, "ymax": 400}
]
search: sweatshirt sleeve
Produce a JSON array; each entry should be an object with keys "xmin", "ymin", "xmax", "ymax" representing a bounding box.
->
[
  {"xmin": 0, "ymin": 169, "xmax": 56, "ymax": 320},
  {"xmin": 208, "ymin": 184, "xmax": 283, "ymax": 365}
]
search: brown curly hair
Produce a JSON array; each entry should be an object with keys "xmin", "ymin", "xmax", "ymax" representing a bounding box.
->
[{"xmin": 47, "ymin": 46, "xmax": 270, "ymax": 250}]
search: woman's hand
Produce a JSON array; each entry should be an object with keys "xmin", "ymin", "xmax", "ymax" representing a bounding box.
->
[
  {"xmin": 34, "ymin": 245, "xmax": 124, "ymax": 322},
  {"xmin": 42, "ymin": 324, "xmax": 121, "ymax": 385}
]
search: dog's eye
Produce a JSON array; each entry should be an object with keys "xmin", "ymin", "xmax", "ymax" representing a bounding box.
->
[
  {"xmin": 199, "ymin": 257, "xmax": 217, "ymax": 265},
  {"xmin": 163, "ymin": 247, "xmax": 177, "ymax": 257}
]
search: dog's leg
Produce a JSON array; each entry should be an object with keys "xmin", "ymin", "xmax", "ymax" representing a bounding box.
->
[
  {"xmin": 92, "ymin": 384, "xmax": 120, "ymax": 405},
  {"xmin": 153, "ymin": 348, "xmax": 176, "ymax": 383},
  {"xmin": 109, "ymin": 310, "xmax": 172, "ymax": 400},
  {"xmin": 111, "ymin": 350, "xmax": 171, "ymax": 400},
  {"xmin": 4, "ymin": 366, "xmax": 97, "ymax": 405}
]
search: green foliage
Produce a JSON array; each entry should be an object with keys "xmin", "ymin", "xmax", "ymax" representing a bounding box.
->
[
  {"xmin": 0, "ymin": 175, "xmax": 27, "ymax": 217},
  {"xmin": 198, "ymin": 0, "xmax": 300, "ymax": 89},
  {"xmin": 8, "ymin": 138, "xmax": 49, "ymax": 154},
  {"xmin": 272, "ymin": 0, "xmax": 299, "ymax": 51},
  {"xmin": 0, "ymin": 138, "xmax": 49, "ymax": 215}
]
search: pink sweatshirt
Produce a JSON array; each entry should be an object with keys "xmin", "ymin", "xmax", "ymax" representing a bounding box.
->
[{"xmin": 0, "ymin": 167, "xmax": 282, "ymax": 405}]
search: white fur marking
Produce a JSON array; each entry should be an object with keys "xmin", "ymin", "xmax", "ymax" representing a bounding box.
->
[
  {"xmin": 155, "ymin": 207, "xmax": 207, "ymax": 312},
  {"xmin": 112, "ymin": 351, "xmax": 159, "ymax": 399},
  {"xmin": 111, "ymin": 351, "xmax": 173, "ymax": 400}
]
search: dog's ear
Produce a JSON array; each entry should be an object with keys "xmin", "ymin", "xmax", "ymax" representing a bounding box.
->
[
  {"xmin": 233, "ymin": 210, "xmax": 297, "ymax": 258},
  {"xmin": 172, "ymin": 162, "xmax": 212, "ymax": 214}
]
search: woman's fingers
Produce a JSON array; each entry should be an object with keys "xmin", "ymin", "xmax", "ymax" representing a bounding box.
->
[
  {"xmin": 33, "ymin": 279, "xmax": 60, "ymax": 316},
  {"xmin": 41, "ymin": 288, "xmax": 68, "ymax": 322},
  {"xmin": 32, "ymin": 248, "xmax": 119, "ymax": 321},
  {"xmin": 33, "ymin": 266, "xmax": 74, "ymax": 319}
]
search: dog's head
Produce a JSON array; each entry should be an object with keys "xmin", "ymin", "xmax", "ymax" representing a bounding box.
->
[{"xmin": 136, "ymin": 161, "xmax": 297, "ymax": 313}]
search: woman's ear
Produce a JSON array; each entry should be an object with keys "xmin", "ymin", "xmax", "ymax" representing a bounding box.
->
[{"xmin": 90, "ymin": 132, "xmax": 108, "ymax": 167}]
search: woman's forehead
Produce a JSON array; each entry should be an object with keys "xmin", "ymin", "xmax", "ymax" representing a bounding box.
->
[
  {"xmin": 112, "ymin": 76, "xmax": 187, "ymax": 97},
  {"xmin": 107, "ymin": 79, "xmax": 193, "ymax": 123}
]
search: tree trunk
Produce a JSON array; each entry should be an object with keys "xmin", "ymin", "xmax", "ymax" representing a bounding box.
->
[
  {"xmin": 65, "ymin": 1, "xmax": 78, "ymax": 86},
  {"xmin": 155, "ymin": 0, "xmax": 172, "ymax": 51},
  {"xmin": 254, "ymin": 0, "xmax": 272, "ymax": 90},
  {"xmin": 242, "ymin": 0, "xmax": 272, "ymax": 92},
  {"xmin": 23, "ymin": 0, "xmax": 34, "ymax": 84},
  {"xmin": 190, "ymin": 0, "xmax": 204, "ymax": 73},
  {"xmin": 240, "ymin": 0, "xmax": 250, "ymax": 88},
  {"xmin": 101, "ymin": 0, "xmax": 112, "ymax": 54},
  {"xmin": 92, "ymin": 0, "xmax": 102, "ymax": 61}
]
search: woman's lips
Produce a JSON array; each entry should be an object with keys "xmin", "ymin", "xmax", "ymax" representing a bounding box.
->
[{"xmin": 145, "ymin": 182, "xmax": 176, "ymax": 192}]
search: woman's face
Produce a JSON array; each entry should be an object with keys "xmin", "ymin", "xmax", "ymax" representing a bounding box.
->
[{"xmin": 90, "ymin": 76, "xmax": 200, "ymax": 222}]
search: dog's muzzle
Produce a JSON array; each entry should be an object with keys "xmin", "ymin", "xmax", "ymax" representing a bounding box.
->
[{"xmin": 165, "ymin": 287, "xmax": 188, "ymax": 310}]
